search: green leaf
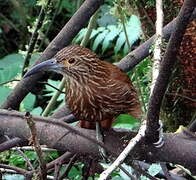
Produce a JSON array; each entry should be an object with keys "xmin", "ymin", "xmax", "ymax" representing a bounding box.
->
[
  {"xmin": 148, "ymin": 163, "xmax": 162, "ymax": 176},
  {"xmin": 0, "ymin": 54, "xmax": 24, "ymax": 83},
  {"xmin": 126, "ymin": 15, "xmax": 142, "ymax": 46},
  {"xmin": 22, "ymin": 93, "xmax": 36, "ymax": 111},
  {"xmin": 74, "ymin": 29, "xmax": 87, "ymax": 43},
  {"xmin": 113, "ymin": 114, "xmax": 140, "ymax": 130},
  {"xmin": 45, "ymin": 151, "xmax": 59, "ymax": 161},
  {"xmin": 9, "ymin": 152, "xmax": 25, "ymax": 167},
  {"xmin": 102, "ymin": 25, "xmax": 119, "ymax": 53},
  {"xmin": 118, "ymin": 164, "xmax": 133, "ymax": 180},
  {"xmin": 89, "ymin": 29, "xmax": 100, "ymax": 39},
  {"xmin": 114, "ymin": 31, "xmax": 126, "ymax": 54},
  {"xmin": 96, "ymin": 27, "xmax": 106, "ymax": 32},
  {"xmin": 0, "ymin": 86, "xmax": 11, "ymax": 105},
  {"xmin": 58, "ymin": 93, "xmax": 65, "ymax": 101},
  {"xmin": 68, "ymin": 166, "xmax": 83, "ymax": 179},
  {"xmin": 31, "ymin": 106, "xmax": 42, "ymax": 115},
  {"xmin": 123, "ymin": 42, "xmax": 129, "ymax": 55},
  {"xmin": 0, "ymin": 151, "xmax": 10, "ymax": 163},
  {"xmin": 29, "ymin": 53, "xmax": 41, "ymax": 66},
  {"xmin": 24, "ymin": 151, "xmax": 37, "ymax": 161},
  {"xmin": 0, "ymin": 53, "xmax": 23, "ymax": 67},
  {"xmin": 2, "ymin": 174, "xmax": 25, "ymax": 180},
  {"xmin": 140, "ymin": 176, "xmax": 150, "ymax": 180},
  {"xmin": 112, "ymin": 177, "xmax": 124, "ymax": 180},
  {"xmin": 92, "ymin": 29, "xmax": 109, "ymax": 51},
  {"xmin": 44, "ymin": 79, "xmax": 62, "ymax": 97}
]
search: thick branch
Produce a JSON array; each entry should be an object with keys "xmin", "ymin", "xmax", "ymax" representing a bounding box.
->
[
  {"xmin": 0, "ymin": 109, "xmax": 196, "ymax": 174},
  {"xmin": 1, "ymin": 0, "xmax": 104, "ymax": 110},
  {"xmin": 146, "ymin": 0, "xmax": 196, "ymax": 141}
]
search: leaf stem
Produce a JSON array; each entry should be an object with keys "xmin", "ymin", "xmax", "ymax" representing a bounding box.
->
[
  {"xmin": 80, "ymin": 9, "xmax": 99, "ymax": 47},
  {"xmin": 42, "ymin": 77, "xmax": 66, "ymax": 117}
]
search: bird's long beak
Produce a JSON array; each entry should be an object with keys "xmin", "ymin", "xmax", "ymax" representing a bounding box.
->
[{"xmin": 23, "ymin": 58, "xmax": 63, "ymax": 78}]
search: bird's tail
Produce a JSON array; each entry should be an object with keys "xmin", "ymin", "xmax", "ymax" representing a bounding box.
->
[
  {"xmin": 79, "ymin": 99, "xmax": 142, "ymax": 130},
  {"xmin": 79, "ymin": 119, "xmax": 114, "ymax": 129}
]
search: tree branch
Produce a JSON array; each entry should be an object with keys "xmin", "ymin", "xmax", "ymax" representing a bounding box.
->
[
  {"xmin": 146, "ymin": 0, "xmax": 196, "ymax": 142},
  {"xmin": 0, "ymin": 109, "xmax": 196, "ymax": 174},
  {"xmin": 0, "ymin": 137, "xmax": 26, "ymax": 152},
  {"xmin": 116, "ymin": 8, "xmax": 196, "ymax": 71}
]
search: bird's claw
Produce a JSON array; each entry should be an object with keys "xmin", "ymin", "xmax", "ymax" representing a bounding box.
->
[{"xmin": 153, "ymin": 120, "xmax": 164, "ymax": 148}]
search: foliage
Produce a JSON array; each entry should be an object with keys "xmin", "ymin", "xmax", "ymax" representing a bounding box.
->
[
  {"xmin": 74, "ymin": 5, "xmax": 142, "ymax": 55},
  {"xmin": 2, "ymin": 174, "xmax": 24, "ymax": 180},
  {"xmin": 3, "ymin": 150, "xmax": 58, "ymax": 169},
  {"xmin": 0, "ymin": 53, "xmax": 39, "ymax": 110},
  {"xmin": 130, "ymin": 57, "xmax": 152, "ymax": 111},
  {"xmin": 113, "ymin": 114, "xmax": 140, "ymax": 130}
]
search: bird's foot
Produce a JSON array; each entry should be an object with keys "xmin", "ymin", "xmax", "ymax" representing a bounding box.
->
[
  {"xmin": 96, "ymin": 122, "xmax": 108, "ymax": 162},
  {"xmin": 153, "ymin": 120, "xmax": 164, "ymax": 148}
]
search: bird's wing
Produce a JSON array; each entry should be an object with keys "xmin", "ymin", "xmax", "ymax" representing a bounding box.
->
[{"xmin": 94, "ymin": 64, "xmax": 141, "ymax": 118}]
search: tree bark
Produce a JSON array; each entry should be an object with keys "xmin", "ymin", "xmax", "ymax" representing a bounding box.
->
[{"xmin": 0, "ymin": 109, "xmax": 196, "ymax": 174}]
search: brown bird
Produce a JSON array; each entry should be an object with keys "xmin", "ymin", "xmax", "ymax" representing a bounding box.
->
[{"xmin": 24, "ymin": 45, "xmax": 141, "ymax": 129}]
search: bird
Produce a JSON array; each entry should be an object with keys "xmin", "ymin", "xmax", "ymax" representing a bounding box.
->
[{"xmin": 24, "ymin": 45, "xmax": 141, "ymax": 129}]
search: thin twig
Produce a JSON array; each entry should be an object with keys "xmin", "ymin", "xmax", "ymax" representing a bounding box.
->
[
  {"xmin": 11, "ymin": 146, "xmax": 57, "ymax": 152},
  {"xmin": 42, "ymin": 77, "xmax": 66, "ymax": 116},
  {"xmin": 98, "ymin": 121, "xmax": 147, "ymax": 180},
  {"xmin": 51, "ymin": 131, "xmax": 71, "ymax": 147},
  {"xmin": 39, "ymin": 0, "xmax": 62, "ymax": 50},
  {"xmin": 47, "ymin": 152, "xmax": 74, "ymax": 171},
  {"xmin": 160, "ymin": 162, "xmax": 172, "ymax": 180},
  {"xmin": 80, "ymin": 9, "xmax": 99, "ymax": 46},
  {"xmin": 116, "ymin": 1, "xmax": 131, "ymax": 50},
  {"xmin": 40, "ymin": 81, "xmax": 65, "ymax": 93},
  {"xmin": 166, "ymin": 92, "xmax": 196, "ymax": 102},
  {"xmin": 25, "ymin": 112, "xmax": 47, "ymax": 180},
  {"xmin": 146, "ymin": 0, "xmax": 196, "ymax": 141},
  {"xmin": 54, "ymin": 162, "xmax": 61, "ymax": 180},
  {"xmin": 21, "ymin": 0, "xmax": 52, "ymax": 76},
  {"xmin": 0, "ymin": 163, "xmax": 31, "ymax": 177},
  {"xmin": 0, "ymin": 79, "xmax": 20, "ymax": 86},
  {"xmin": 138, "ymin": 0, "xmax": 156, "ymax": 31},
  {"xmin": 59, "ymin": 154, "xmax": 77, "ymax": 180},
  {"xmin": 151, "ymin": 0, "xmax": 163, "ymax": 94},
  {"xmin": 4, "ymin": 136, "xmax": 34, "ymax": 171},
  {"xmin": 119, "ymin": 165, "xmax": 136, "ymax": 180},
  {"xmin": 131, "ymin": 161, "xmax": 157, "ymax": 180}
]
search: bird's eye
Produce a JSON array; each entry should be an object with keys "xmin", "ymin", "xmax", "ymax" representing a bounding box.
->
[{"xmin": 68, "ymin": 58, "xmax": 75, "ymax": 64}]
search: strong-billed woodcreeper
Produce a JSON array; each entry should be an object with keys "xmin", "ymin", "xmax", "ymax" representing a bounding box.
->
[{"xmin": 24, "ymin": 45, "xmax": 141, "ymax": 129}]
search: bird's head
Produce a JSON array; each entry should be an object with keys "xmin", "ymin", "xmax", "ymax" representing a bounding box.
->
[{"xmin": 23, "ymin": 45, "xmax": 100, "ymax": 81}]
